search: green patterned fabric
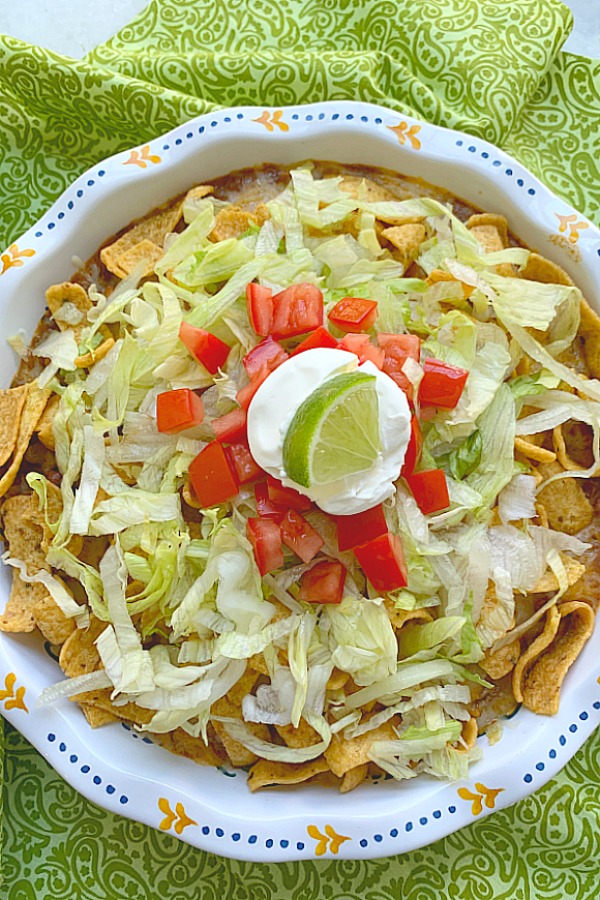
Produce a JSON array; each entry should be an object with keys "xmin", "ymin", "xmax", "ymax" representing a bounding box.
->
[
  {"xmin": 2, "ymin": 723, "xmax": 600, "ymax": 899},
  {"xmin": 0, "ymin": 1, "xmax": 599, "ymax": 896}
]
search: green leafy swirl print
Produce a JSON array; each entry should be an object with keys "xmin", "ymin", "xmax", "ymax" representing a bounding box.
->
[{"xmin": 1, "ymin": 723, "xmax": 599, "ymax": 899}]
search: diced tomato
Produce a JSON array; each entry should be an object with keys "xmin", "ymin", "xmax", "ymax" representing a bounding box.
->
[
  {"xmin": 266, "ymin": 475, "xmax": 312, "ymax": 512},
  {"xmin": 211, "ymin": 408, "xmax": 247, "ymax": 443},
  {"xmin": 405, "ymin": 469, "xmax": 450, "ymax": 515},
  {"xmin": 225, "ymin": 442, "xmax": 264, "ymax": 484},
  {"xmin": 179, "ymin": 322, "xmax": 230, "ymax": 374},
  {"xmin": 236, "ymin": 367, "xmax": 270, "ymax": 411},
  {"xmin": 418, "ymin": 357, "xmax": 468, "ymax": 410},
  {"xmin": 246, "ymin": 517, "xmax": 284, "ymax": 575},
  {"xmin": 188, "ymin": 441, "xmax": 239, "ymax": 507},
  {"xmin": 354, "ymin": 532, "xmax": 408, "ymax": 592},
  {"xmin": 328, "ymin": 297, "xmax": 378, "ymax": 333},
  {"xmin": 246, "ymin": 283, "xmax": 274, "ymax": 336},
  {"xmin": 156, "ymin": 389, "xmax": 204, "ymax": 435},
  {"xmin": 377, "ymin": 332, "xmax": 421, "ymax": 395},
  {"xmin": 377, "ymin": 333, "xmax": 421, "ymax": 356},
  {"xmin": 400, "ymin": 415, "xmax": 422, "ymax": 478},
  {"xmin": 243, "ymin": 336, "xmax": 288, "ymax": 379},
  {"xmin": 255, "ymin": 481, "xmax": 285, "ymax": 521},
  {"xmin": 291, "ymin": 326, "xmax": 338, "ymax": 355},
  {"xmin": 339, "ymin": 333, "xmax": 385, "ymax": 369},
  {"xmin": 336, "ymin": 504, "xmax": 388, "ymax": 552},
  {"xmin": 280, "ymin": 509, "xmax": 324, "ymax": 563},
  {"xmin": 298, "ymin": 560, "xmax": 346, "ymax": 604},
  {"xmin": 270, "ymin": 283, "xmax": 323, "ymax": 339}
]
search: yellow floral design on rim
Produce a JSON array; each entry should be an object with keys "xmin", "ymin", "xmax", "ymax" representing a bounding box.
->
[
  {"xmin": 307, "ymin": 824, "xmax": 351, "ymax": 856},
  {"xmin": 547, "ymin": 233, "xmax": 582, "ymax": 263},
  {"xmin": 0, "ymin": 244, "xmax": 35, "ymax": 276},
  {"xmin": 252, "ymin": 110, "xmax": 289, "ymax": 132},
  {"xmin": 555, "ymin": 213, "xmax": 588, "ymax": 244},
  {"xmin": 0, "ymin": 672, "xmax": 28, "ymax": 712},
  {"xmin": 458, "ymin": 782, "xmax": 504, "ymax": 816},
  {"xmin": 158, "ymin": 798, "xmax": 197, "ymax": 834},
  {"xmin": 387, "ymin": 121, "xmax": 421, "ymax": 150},
  {"xmin": 123, "ymin": 145, "xmax": 162, "ymax": 168}
]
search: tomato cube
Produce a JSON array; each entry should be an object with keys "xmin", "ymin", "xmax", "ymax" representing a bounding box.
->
[
  {"xmin": 400, "ymin": 415, "xmax": 422, "ymax": 478},
  {"xmin": 418, "ymin": 358, "xmax": 468, "ymax": 409},
  {"xmin": 298, "ymin": 560, "xmax": 346, "ymax": 604},
  {"xmin": 378, "ymin": 332, "xmax": 421, "ymax": 395},
  {"xmin": 270, "ymin": 283, "xmax": 323, "ymax": 339},
  {"xmin": 243, "ymin": 336, "xmax": 288, "ymax": 379},
  {"xmin": 246, "ymin": 517, "xmax": 284, "ymax": 575},
  {"xmin": 179, "ymin": 322, "xmax": 230, "ymax": 374},
  {"xmin": 335, "ymin": 504, "xmax": 387, "ymax": 552},
  {"xmin": 255, "ymin": 481, "xmax": 285, "ymax": 521},
  {"xmin": 225, "ymin": 442, "xmax": 263, "ymax": 485},
  {"xmin": 405, "ymin": 469, "xmax": 450, "ymax": 515},
  {"xmin": 211, "ymin": 408, "xmax": 247, "ymax": 443},
  {"xmin": 339, "ymin": 333, "xmax": 384, "ymax": 368},
  {"xmin": 291, "ymin": 326, "xmax": 338, "ymax": 355},
  {"xmin": 156, "ymin": 388, "xmax": 205, "ymax": 435},
  {"xmin": 328, "ymin": 297, "xmax": 378, "ymax": 333},
  {"xmin": 188, "ymin": 441, "xmax": 239, "ymax": 507},
  {"xmin": 354, "ymin": 533, "xmax": 408, "ymax": 593},
  {"xmin": 280, "ymin": 510, "xmax": 324, "ymax": 563},
  {"xmin": 235, "ymin": 367, "xmax": 270, "ymax": 411},
  {"xmin": 246, "ymin": 283, "xmax": 274, "ymax": 336},
  {"xmin": 377, "ymin": 333, "xmax": 421, "ymax": 356},
  {"xmin": 266, "ymin": 475, "xmax": 312, "ymax": 512}
]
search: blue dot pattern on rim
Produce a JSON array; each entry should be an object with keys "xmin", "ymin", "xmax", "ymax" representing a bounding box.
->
[
  {"xmin": 30, "ymin": 109, "xmax": 547, "ymax": 249},
  {"xmin": 46, "ymin": 733, "xmax": 128, "ymax": 804}
]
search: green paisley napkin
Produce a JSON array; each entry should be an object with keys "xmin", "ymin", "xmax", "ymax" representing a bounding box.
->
[{"xmin": 1, "ymin": 1, "xmax": 599, "ymax": 896}]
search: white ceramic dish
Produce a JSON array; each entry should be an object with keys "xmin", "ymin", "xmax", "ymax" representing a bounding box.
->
[{"xmin": 1, "ymin": 101, "xmax": 599, "ymax": 862}]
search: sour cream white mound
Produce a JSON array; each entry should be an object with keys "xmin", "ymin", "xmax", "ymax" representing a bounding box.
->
[{"xmin": 247, "ymin": 348, "xmax": 411, "ymax": 515}]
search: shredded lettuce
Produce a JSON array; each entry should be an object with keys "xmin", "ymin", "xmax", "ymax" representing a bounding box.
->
[
  {"xmin": 90, "ymin": 491, "xmax": 181, "ymax": 535},
  {"xmin": 219, "ymin": 716, "xmax": 330, "ymax": 762},
  {"xmin": 95, "ymin": 543, "xmax": 155, "ymax": 694},
  {"xmin": 155, "ymin": 202, "xmax": 214, "ymax": 274},
  {"xmin": 324, "ymin": 597, "xmax": 397, "ymax": 687},
  {"xmin": 33, "ymin": 330, "xmax": 79, "ymax": 387}
]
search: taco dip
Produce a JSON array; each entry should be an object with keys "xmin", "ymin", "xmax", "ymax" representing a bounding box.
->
[{"xmin": 0, "ymin": 161, "xmax": 598, "ymax": 794}]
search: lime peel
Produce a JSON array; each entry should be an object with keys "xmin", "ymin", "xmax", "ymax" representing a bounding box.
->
[{"xmin": 282, "ymin": 371, "xmax": 381, "ymax": 487}]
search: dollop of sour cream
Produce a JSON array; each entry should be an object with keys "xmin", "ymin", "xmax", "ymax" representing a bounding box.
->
[{"xmin": 247, "ymin": 348, "xmax": 411, "ymax": 515}]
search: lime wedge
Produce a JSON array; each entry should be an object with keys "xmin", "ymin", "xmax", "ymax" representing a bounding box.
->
[{"xmin": 282, "ymin": 371, "xmax": 380, "ymax": 487}]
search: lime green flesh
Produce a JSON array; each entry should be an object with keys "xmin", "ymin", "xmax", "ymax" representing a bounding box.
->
[{"xmin": 282, "ymin": 371, "xmax": 381, "ymax": 488}]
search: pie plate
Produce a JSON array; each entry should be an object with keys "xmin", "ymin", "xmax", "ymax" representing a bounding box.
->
[{"xmin": 1, "ymin": 101, "xmax": 599, "ymax": 861}]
